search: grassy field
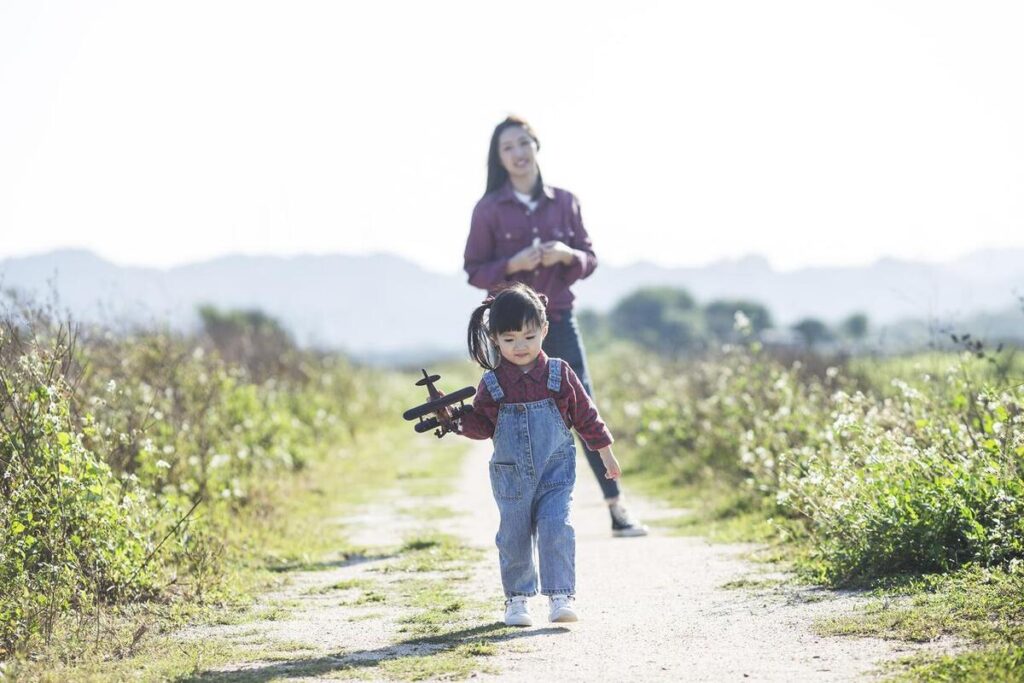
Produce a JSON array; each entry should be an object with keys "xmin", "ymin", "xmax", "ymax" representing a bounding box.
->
[{"xmin": 589, "ymin": 341, "xmax": 1024, "ymax": 680}]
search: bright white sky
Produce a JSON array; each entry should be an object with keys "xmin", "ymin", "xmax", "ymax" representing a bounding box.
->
[{"xmin": 1, "ymin": 1, "xmax": 1022, "ymax": 275}]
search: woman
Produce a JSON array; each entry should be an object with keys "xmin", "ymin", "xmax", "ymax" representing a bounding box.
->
[{"xmin": 463, "ymin": 115, "xmax": 647, "ymax": 537}]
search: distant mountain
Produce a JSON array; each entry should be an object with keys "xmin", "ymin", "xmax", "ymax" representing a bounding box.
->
[
  {"xmin": 1, "ymin": 248, "xmax": 1022, "ymax": 358},
  {"xmin": 573, "ymin": 250, "xmax": 1024, "ymax": 325},
  {"xmin": 0, "ymin": 249, "xmax": 481, "ymax": 357}
]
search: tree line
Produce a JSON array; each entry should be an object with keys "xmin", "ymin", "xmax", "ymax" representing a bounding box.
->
[{"xmin": 578, "ymin": 287, "xmax": 869, "ymax": 354}]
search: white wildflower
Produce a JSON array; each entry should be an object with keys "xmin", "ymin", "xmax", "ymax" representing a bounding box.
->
[
  {"xmin": 210, "ymin": 453, "xmax": 231, "ymax": 469},
  {"xmin": 733, "ymin": 310, "xmax": 752, "ymax": 334}
]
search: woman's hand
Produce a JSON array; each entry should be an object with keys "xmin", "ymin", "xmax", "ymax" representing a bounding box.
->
[
  {"xmin": 598, "ymin": 446, "xmax": 622, "ymax": 480},
  {"xmin": 507, "ymin": 243, "xmax": 542, "ymax": 274},
  {"xmin": 540, "ymin": 240, "xmax": 576, "ymax": 267}
]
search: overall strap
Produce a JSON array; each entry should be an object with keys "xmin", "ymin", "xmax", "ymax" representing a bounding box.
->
[
  {"xmin": 482, "ymin": 370, "xmax": 505, "ymax": 402},
  {"xmin": 547, "ymin": 358, "xmax": 562, "ymax": 393}
]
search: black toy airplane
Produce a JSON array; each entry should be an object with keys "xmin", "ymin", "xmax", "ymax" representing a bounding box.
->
[{"xmin": 402, "ymin": 369, "xmax": 475, "ymax": 438}]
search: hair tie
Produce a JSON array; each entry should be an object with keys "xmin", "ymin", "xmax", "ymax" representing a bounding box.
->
[
  {"xmin": 481, "ymin": 295, "xmax": 495, "ymax": 306},
  {"xmin": 537, "ymin": 293, "xmax": 549, "ymax": 307}
]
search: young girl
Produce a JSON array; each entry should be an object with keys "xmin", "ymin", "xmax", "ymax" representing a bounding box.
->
[{"xmin": 454, "ymin": 282, "xmax": 622, "ymax": 627}]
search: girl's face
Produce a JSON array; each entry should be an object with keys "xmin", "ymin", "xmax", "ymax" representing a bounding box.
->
[
  {"xmin": 493, "ymin": 321, "xmax": 548, "ymax": 370},
  {"xmin": 497, "ymin": 126, "xmax": 538, "ymax": 182}
]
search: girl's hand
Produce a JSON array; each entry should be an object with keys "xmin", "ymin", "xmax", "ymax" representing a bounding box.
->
[
  {"xmin": 598, "ymin": 446, "xmax": 621, "ymax": 480},
  {"xmin": 507, "ymin": 244, "xmax": 542, "ymax": 273},
  {"xmin": 540, "ymin": 240, "xmax": 575, "ymax": 267}
]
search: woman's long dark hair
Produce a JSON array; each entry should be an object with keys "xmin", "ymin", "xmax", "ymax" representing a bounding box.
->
[
  {"xmin": 467, "ymin": 283, "xmax": 549, "ymax": 370},
  {"xmin": 484, "ymin": 116, "xmax": 544, "ymax": 199}
]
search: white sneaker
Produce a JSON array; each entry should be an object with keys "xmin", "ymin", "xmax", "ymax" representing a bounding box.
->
[
  {"xmin": 548, "ymin": 594, "xmax": 579, "ymax": 623},
  {"xmin": 504, "ymin": 596, "xmax": 532, "ymax": 627}
]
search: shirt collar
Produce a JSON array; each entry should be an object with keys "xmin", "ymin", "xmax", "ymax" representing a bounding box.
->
[
  {"xmin": 495, "ymin": 349, "xmax": 550, "ymax": 386},
  {"xmin": 497, "ymin": 180, "xmax": 556, "ymax": 204}
]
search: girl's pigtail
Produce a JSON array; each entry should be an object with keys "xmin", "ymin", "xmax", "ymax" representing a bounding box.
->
[{"xmin": 467, "ymin": 297, "xmax": 496, "ymax": 370}]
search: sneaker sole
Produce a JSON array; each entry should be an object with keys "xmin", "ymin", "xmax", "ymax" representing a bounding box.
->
[
  {"xmin": 549, "ymin": 608, "xmax": 579, "ymax": 623},
  {"xmin": 505, "ymin": 615, "xmax": 533, "ymax": 627},
  {"xmin": 612, "ymin": 527, "xmax": 649, "ymax": 537}
]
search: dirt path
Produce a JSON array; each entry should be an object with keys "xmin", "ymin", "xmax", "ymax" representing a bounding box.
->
[
  {"xmin": 180, "ymin": 441, "xmax": 947, "ymax": 681},
  {"xmin": 449, "ymin": 442, "xmax": 946, "ymax": 682}
]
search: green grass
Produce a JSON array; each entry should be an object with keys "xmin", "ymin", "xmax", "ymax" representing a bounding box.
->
[
  {"xmin": 4, "ymin": 419, "xmax": 475, "ymax": 681},
  {"xmin": 814, "ymin": 566, "xmax": 1024, "ymax": 681},
  {"xmin": 0, "ymin": 636, "xmax": 318, "ymax": 683},
  {"xmin": 305, "ymin": 578, "xmax": 373, "ymax": 595},
  {"xmin": 391, "ymin": 576, "xmax": 493, "ymax": 638},
  {"xmin": 380, "ymin": 533, "xmax": 484, "ymax": 575},
  {"xmin": 816, "ymin": 566, "xmax": 1024, "ymax": 642},
  {"xmin": 353, "ymin": 590, "xmax": 388, "ymax": 605},
  {"xmin": 891, "ymin": 645, "xmax": 1024, "ymax": 682},
  {"xmin": 376, "ymin": 641, "xmax": 499, "ymax": 680}
]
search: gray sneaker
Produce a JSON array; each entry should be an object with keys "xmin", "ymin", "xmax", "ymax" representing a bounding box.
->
[{"xmin": 610, "ymin": 501, "xmax": 649, "ymax": 537}]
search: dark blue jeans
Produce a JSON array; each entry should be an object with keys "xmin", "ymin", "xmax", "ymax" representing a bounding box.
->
[{"xmin": 542, "ymin": 314, "xmax": 620, "ymax": 500}]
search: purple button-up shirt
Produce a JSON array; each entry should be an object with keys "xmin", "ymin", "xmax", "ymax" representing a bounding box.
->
[{"xmin": 463, "ymin": 181, "xmax": 598, "ymax": 321}]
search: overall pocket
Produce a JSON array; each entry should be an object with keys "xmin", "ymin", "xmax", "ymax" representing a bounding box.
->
[
  {"xmin": 489, "ymin": 462, "xmax": 522, "ymax": 501},
  {"xmin": 539, "ymin": 448, "xmax": 576, "ymax": 489},
  {"xmin": 547, "ymin": 401, "xmax": 574, "ymax": 444}
]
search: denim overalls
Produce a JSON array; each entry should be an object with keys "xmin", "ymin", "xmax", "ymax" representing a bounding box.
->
[{"xmin": 483, "ymin": 358, "xmax": 577, "ymax": 598}]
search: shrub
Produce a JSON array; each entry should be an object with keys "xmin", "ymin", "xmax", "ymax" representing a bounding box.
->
[{"xmin": 0, "ymin": 324, "xmax": 155, "ymax": 655}]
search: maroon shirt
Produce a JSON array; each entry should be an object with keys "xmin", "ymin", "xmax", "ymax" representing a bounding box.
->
[
  {"xmin": 458, "ymin": 350, "xmax": 613, "ymax": 451},
  {"xmin": 463, "ymin": 182, "xmax": 598, "ymax": 321}
]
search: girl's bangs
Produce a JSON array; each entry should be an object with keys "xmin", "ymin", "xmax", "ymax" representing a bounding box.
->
[{"xmin": 489, "ymin": 295, "xmax": 544, "ymax": 335}]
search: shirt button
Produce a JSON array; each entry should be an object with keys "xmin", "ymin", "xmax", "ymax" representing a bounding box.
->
[
  {"xmin": 505, "ymin": 232, "xmax": 511, "ymax": 239},
  {"xmin": 532, "ymin": 227, "xmax": 538, "ymax": 234}
]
